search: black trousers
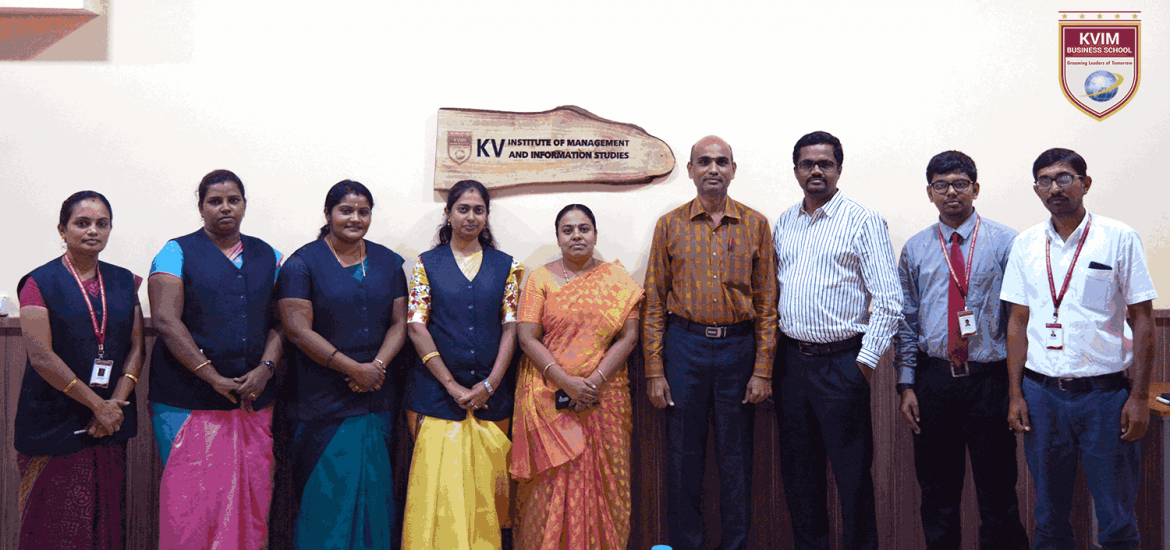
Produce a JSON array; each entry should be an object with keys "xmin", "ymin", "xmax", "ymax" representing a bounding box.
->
[
  {"xmin": 662, "ymin": 323, "xmax": 755, "ymax": 550},
  {"xmin": 912, "ymin": 360, "xmax": 1029, "ymax": 550},
  {"xmin": 777, "ymin": 341, "xmax": 877, "ymax": 550}
]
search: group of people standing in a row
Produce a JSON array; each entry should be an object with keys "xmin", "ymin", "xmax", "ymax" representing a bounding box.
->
[
  {"xmin": 14, "ymin": 169, "xmax": 637, "ymax": 550},
  {"xmin": 11, "ymin": 129, "xmax": 1157, "ymax": 550},
  {"xmin": 642, "ymin": 132, "xmax": 1156, "ymax": 550}
]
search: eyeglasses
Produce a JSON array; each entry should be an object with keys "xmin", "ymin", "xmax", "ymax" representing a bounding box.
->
[
  {"xmin": 796, "ymin": 159, "xmax": 838, "ymax": 173},
  {"xmin": 929, "ymin": 180, "xmax": 973, "ymax": 193},
  {"xmin": 1035, "ymin": 174, "xmax": 1082, "ymax": 190}
]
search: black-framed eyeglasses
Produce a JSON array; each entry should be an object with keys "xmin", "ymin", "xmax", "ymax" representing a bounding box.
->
[
  {"xmin": 796, "ymin": 159, "xmax": 838, "ymax": 173},
  {"xmin": 1035, "ymin": 174, "xmax": 1082, "ymax": 190},
  {"xmin": 929, "ymin": 180, "xmax": 973, "ymax": 193}
]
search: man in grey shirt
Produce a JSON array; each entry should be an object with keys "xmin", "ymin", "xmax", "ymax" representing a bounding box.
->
[{"xmin": 894, "ymin": 151, "xmax": 1028, "ymax": 550}]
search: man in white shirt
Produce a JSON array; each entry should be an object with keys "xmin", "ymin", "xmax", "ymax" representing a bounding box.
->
[
  {"xmin": 1001, "ymin": 147, "xmax": 1157, "ymax": 550},
  {"xmin": 773, "ymin": 131, "xmax": 903, "ymax": 550}
]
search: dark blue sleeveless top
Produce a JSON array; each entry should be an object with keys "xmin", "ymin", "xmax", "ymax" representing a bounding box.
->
[
  {"xmin": 14, "ymin": 258, "xmax": 139, "ymax": 456},
  {"xmin": 149, "ymin": 230, "xmax": 278, "ymax": 411},
  {"xmin": 277, "ymin": 239, "xmax": 408, "ymax": 421},
  {"xmin": 403, "ymin": 246, "xmax": 515, "ymax": 421}
]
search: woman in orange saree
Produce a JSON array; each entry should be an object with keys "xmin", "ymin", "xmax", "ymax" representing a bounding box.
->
[{"xmin": 512, "ymin": 204, "xmax": 643, "ymax": 550}]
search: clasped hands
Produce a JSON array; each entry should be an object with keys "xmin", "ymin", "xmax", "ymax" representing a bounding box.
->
[
  {"xmin": 85, "ymin": 398, "xmax": 131, "ymax": 438},
  {"xmin": 207, "ymin": 363, "xmax": 276, "ymax": 407},
  {"xmin": 345, "ymin": 361, "xmax": 385, "ymax": 393},
  {"xmin": 561, "ymin": 372, "xmax": 605, "ymax": 412},
  {"xmin": 446, "ymin": 379, "xmax": 495, "ymax": 411}
]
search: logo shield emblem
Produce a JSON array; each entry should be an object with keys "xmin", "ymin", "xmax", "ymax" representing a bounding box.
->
[
  {"xmin": 1059, "ymin": 14, "xmax": 1140, "ymax": 120},
  {"xmin": 447, "ymin": 131, "xmax": 473, "ymax": 165}
]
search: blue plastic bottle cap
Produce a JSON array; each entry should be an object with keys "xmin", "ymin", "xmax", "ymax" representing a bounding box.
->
[{"xmin": 650, "ymin": 546, "xmax": 673, "ymax": 550}]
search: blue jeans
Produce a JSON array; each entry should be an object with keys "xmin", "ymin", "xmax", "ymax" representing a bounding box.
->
[
  {"xmin": 1022, "ymin": 375, "xmax": 1140, "ymax": 550},
  {"xmin": 662, "ymin": 324, "xmax": 755, "ymax": 550}
]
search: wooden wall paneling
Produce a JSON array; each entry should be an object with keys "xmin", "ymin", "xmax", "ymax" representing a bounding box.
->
[
  {"xmin": 1018, "ymin": 431, "xmax": 1038, "ymax": 541},
  {"xmin": 3, "ymin": 315, "xmax": 1170, "ymax": 550},
  {"xmin": 890, "ymin": 404, "xmax": 925, "ymax": 550},
  {"xmin": 750, "ymin": 401, "xmax": 793, "ymax": 550},
  {"xmin": 123, "ymin": 331, "xmax": 160, "ymax": 549},
  {"xmin": 872, "ymin": 352, "xmax": 908, "ymax": 550},
  {"xmin": 628, "ymin": 342, "xmax": 670, "ymax": 550},
  {"xmin": 1156, "ymin": 316, "xmax": 1168, "ymax": 387},
  {"xmin": 2, "ymin": 322, "xmax": 20, "ymax": 550},
  {"xmin": 1137, "ymin": 422, "xmax": 1165, "ymax": 550}
]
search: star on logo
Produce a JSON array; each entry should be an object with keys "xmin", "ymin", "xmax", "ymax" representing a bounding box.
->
[
  {"xmin": 1097, "ymin": 13, "xmax": 1103, "ymax": 19},
  {"xmin": 1079, "ymin": 13, "xmax": 1085, "ymax": 19}
]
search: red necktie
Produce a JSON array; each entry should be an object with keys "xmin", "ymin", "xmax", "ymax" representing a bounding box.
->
[{"xmin": 948, "ymin": 232, "xmax": 969, "ymax": 366}]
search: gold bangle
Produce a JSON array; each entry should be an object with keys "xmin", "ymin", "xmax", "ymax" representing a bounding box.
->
[
  {"xmin": 123, "ymin": 373, "xmax": 138, "ymax": 384},
  {"xmin": 422, "ymin": 351, "xmax": 441, "ymax": 364},
  {"xmin": 542, "ymin": 362, "xmax": 555, "ymax": 377},
  {"xmin": 192, "ymin": 360, "xmax": 211, "ymax": 374},
  {"xmin": 63, "ymin": 378, "xmax": 79, "ymax": 393},
  {"xmin": 595, "ymin": 369, "xmax": 608, "ymax": 383},
  {"xmin": 373, "ymin": 359, "xmax": 386, "ymax": 369}
]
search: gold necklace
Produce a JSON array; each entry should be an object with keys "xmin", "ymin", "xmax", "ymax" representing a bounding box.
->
[
  {"xmin": 326, "ymin": 235, "xmax": 367, "ymax": 278},
  {"xmin": 560, "ymin": 257, "xmax": 593, "ymax": 283}
]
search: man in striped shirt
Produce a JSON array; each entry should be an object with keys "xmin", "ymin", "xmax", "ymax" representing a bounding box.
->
[
  {"xmin": 643, "ymin": 135, "xmax": 777, "ymax": 550},
  {"xmin": 772, "ymin": 131, "xmax": 902, "ymax": 550}
]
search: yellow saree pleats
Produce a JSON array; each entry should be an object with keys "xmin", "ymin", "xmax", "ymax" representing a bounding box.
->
[{"xmin": 402, "ymin": 413, "xmax": 512, "ymax": 550}]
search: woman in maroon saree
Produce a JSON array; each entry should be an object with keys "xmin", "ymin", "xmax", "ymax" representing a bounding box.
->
[{"xmin": 14, "ymin": 191, "xmax": 145, "ymax": 549}]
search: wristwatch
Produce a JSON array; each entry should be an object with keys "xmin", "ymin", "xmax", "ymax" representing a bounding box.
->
[{"xmin": 261, "ymin": 360, "xmax": 276, "ymax": 372}]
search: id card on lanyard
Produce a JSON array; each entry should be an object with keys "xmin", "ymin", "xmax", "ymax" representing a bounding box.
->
[
  {"xmin": 63, "ymin": 256, "xmax": 112, "ymax": 388},
  {"xmin": 937, "ymin": 216, "xmax": 981, "ymax": 337},
  {"xmin": 1044, "ymin": 215, "xmax": 1091, "ymax": 350}
]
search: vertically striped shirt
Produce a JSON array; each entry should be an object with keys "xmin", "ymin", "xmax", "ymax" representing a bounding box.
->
[
  {"xmin": 643, "ymin": 197, "xmax": 778, "ymax": 378},
  {"xmin": 772, "ymin": 191, "xmax": 903, "ymax": 368}
]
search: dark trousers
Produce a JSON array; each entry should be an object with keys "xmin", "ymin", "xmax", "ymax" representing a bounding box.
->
[
  {"xmin": 663, "ymin": 324, "xmax": 755, "ymax": 550},
  {"xmin": 912, "ymin": 361, "xmax": 1029, "ymax": 550},
  {"xmin": 1022, "ymin": 375, "xmax": 1140, "ymax": 550},
  {"xmin": 776, "ymin": 341, "xmax": 877, "ymax": 550}
]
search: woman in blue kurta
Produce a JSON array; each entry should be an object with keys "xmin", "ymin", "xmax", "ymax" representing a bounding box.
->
[
  {"xmin": 277, "ymin": 180, "xmax": 409, "ymax": 550},
  {"xmin": 15, "ymin": 191, "xmax": 145, "ymax": 550},
  {"xmin": 147, "ymin": 169, "xmax": 285, "ymax": 550},
  {"xmin": 402, "ymin": 179, "xmax": 524, "ymax": 550}
]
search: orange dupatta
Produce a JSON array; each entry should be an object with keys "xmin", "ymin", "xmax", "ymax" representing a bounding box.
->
[{"xmin": 510, "ymin": 261, "xmax": 643, "ymax": 479}]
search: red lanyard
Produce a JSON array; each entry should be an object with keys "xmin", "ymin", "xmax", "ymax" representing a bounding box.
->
[
  {"xmin": 1045, "ymin": 214, "xmax": 1092, "ymax": 322},
  {"xmin": 62, "ymin": 255, "xmax": 108, "ymax": 358},
  {"xmin": 935, "ymin": 215, "xmax": 981, "ymax": 301}
]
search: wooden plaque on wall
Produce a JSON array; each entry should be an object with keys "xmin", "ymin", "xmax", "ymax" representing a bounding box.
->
[{"xmin": 434, "ymin": 105, "xmax": 675, "ymax": 191}]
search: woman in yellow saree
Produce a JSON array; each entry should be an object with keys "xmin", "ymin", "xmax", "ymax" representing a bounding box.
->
[{"xmin": 512, "ymin": 204, "xmax": 643, "ymax": 550}]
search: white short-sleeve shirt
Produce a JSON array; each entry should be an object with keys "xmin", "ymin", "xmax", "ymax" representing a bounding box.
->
[{"xmin": 1000, "ymin": 213, "xmax": 1157, "ymax": 377}]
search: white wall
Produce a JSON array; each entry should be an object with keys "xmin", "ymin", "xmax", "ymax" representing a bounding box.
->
[{"xmin": 2, "ymin": 0, "xmax": 1167, "ymax": 309}]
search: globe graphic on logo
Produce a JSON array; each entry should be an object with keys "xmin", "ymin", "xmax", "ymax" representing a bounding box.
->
[{"xmin": 1084, "ymin": 70, "xmax": 1119, "ymax": 102}]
